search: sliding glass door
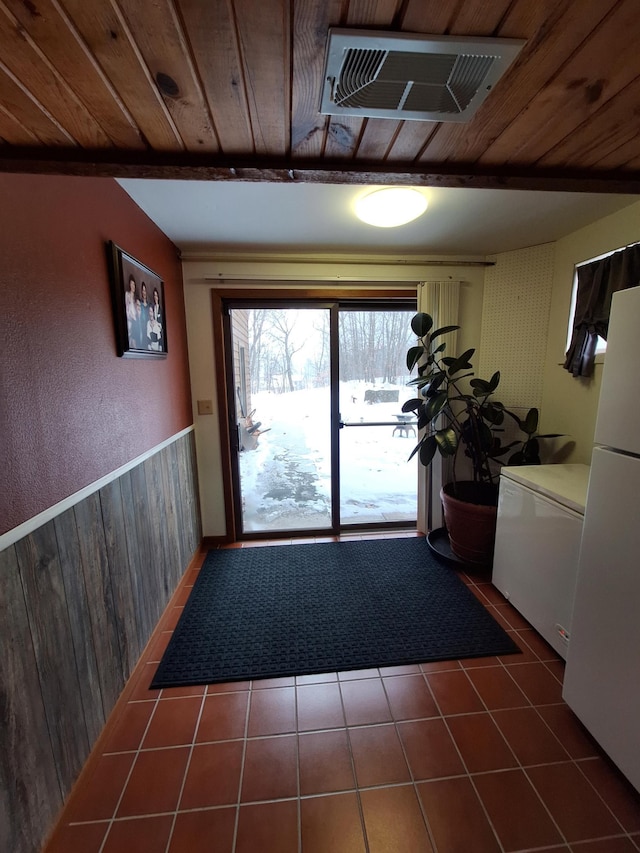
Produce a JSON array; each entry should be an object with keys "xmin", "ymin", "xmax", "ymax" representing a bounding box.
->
[
  {"xmin": 338, "ymin": 307, "xmax": 419, "ymax": 525},
  {"xmin": 228, "ymin": 305, "xmax": 333, "ymax": 533},
  {"xmin": 226, "ymin": 300, "xmax": 417, "ymax": 536}
]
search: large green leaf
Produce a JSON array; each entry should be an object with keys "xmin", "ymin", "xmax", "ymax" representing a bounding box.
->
[
  {"xmin": 435, "ymin": 426, "xmax": 457, "ymax": 456},
  {"xmin": 411, "ymin": 313, "xmax": 433, "ymax": 338},
  {"xmin": 477, "ymin": 420, "xmax": 494, "ymax": 451},
  {"xmin": 522, "ymin": 408, "xmax": 539, "ymax": 435},
  {"xmin": 447, "ymin": 348, "xmax": 475, "ymax": 375},
  {"xmin": 417, "ymin": 410, "xmax": 431, "ymax": 430},
  {"xmin": 427, "ymin": 371, "xmax": 446, "ymax": 393},
  {"xmin": 417, "ymin": 435, "xmax": 438, "ymax": 466},
  {"xmin": 470, "ymin": 371, "xmax": 501, "ymax": 397},
  {"xmin": 470, "ymin": 377, "xmax": 491, "ymax": 395},
  {"xmin": 522, "ymin": 437, "xmax": 540, "ymax": 462},
  {"xmin": 430, "ymin": 324, "xmax": 460, "ymax": 341},
  {"xmin": 402, "ymin": 398, "xmax": 422, "ymax": 413},
  {"xmin": 425, "ymin": 391, "xmax": 448, "ymax": 421},
  {"xmin": 481, "ymin": 402, "xmax": 505, "ymax": 425},
  {"xmin": 406, "ymin": 345, "xmax": 424, "ymax": 372}
]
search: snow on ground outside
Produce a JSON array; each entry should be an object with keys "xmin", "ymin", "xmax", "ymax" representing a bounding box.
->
[{"xmin": 239, "ymin": 381, "xmax": 419, "ymax": 531}]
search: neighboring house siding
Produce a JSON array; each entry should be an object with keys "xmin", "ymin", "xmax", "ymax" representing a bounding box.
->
[{"xmin": 231, "ymin": 307, "xmax": 251, "ymax": 417}]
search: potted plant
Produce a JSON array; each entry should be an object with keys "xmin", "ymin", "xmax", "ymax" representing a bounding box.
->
[{"xmin": 403, "ymin": 312, "xmax": 558, "ymax": 566}]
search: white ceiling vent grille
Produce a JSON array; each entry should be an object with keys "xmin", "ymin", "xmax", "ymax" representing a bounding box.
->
[{"xmin": 320, "ymin": 29, "xmax": 525, "ymax": 123}]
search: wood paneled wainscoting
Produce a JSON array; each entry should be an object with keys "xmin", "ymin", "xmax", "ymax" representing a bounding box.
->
[{"xmin": 0, "ymin": 430, "xmax": 201, "ymax": 853}]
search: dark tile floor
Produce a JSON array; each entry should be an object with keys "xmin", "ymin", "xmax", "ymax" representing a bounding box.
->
[{"xmin": 44, "ymin": 531, "xmax": 640, "ymax": 853}]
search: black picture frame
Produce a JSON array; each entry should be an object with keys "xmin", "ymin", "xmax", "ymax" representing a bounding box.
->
[{"xmin": 108, "ymin": 241, "xmax": 168, "ymax": 359}]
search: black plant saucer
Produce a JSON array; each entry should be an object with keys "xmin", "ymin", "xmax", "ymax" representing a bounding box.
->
[{"xmin": 426, "ymin": 527, "xmax": 492, "ymax": 577}]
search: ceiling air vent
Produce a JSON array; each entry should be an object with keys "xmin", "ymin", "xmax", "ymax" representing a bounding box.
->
[{"xmin": 320, "ymin": 29, "xmax": 524, "ymax": 123}]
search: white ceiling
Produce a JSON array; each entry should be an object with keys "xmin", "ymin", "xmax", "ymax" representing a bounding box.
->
[{"xmin": 116, "ymin": 179, "xmax": 637, "ymax": 257}]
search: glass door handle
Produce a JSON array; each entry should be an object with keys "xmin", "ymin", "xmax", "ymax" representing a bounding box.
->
[{"xmin": 340, "ymin": 421, "xmax": 417, "ymax": 427}]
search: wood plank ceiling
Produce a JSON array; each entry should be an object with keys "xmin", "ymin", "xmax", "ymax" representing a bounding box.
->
[{"xmin": 1, "ymin": 0, "xmax": 640, "ymax": 192}]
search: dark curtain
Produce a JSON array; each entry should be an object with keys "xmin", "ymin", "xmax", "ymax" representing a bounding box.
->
[{"xmin": 564, "ymin": 242, "xmax": 640, "ymax": 377}]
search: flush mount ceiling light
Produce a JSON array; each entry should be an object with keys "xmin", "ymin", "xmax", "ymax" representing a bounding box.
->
[{"xmin": 355, "ymin": 187, "xmax": 428, "ymax": 227}]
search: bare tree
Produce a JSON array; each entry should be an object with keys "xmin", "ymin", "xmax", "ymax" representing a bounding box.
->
[
  {"xmin": 248, "ymin": 306, "xmax": 414, "ymax": 394},
  {"xmin": 380, "ymin": 311, "xmax": 415, "ymax": 382},
  {"xmin": 338, "ymin": 310, "xmax": 415, "ymax": 383},
  {"xmin": 248, "ymin": 309, "xmax": 268, "ymax": 393},
  {"xmin": 266, "ymin": 310, "xmax": 305, "ymax": 393},
  {"xmin": 309, "ymin": 311, "xmax": 330, "ymax": 386},
  {"xmin": 339, "ymin": 311, "xmax": 373, "ymax": 382}
]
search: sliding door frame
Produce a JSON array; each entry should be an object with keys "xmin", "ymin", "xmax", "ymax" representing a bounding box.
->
[{"xmin": 211, "ymin": 287, "xmax": 416, "ymax": 542}]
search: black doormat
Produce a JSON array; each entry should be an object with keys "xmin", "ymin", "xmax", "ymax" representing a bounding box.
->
[{"xmin": 150, "ymin": 538, "xmax": 519, "ymax": 688}]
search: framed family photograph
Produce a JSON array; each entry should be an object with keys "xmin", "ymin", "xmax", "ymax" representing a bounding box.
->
[{"xmin": 108, "ymin": 241, "xmax": 167, "ymax": 358}]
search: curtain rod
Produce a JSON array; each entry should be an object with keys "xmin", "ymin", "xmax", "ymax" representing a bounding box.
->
[{"xmin": 577, "ymin": 239, "xmax": 640, "ymax": 268}]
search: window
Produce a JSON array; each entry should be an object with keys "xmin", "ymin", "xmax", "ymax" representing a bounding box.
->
[
  {"xmin": 566, "ymin": 259, "xmax": 608, "ymax": 357},
  {"xmin": 567, "ymin": 243, "xmax": 640, "ymax": 356},
  {"xmin": 564, "ymin": 241, "xmax": 640, "ymax": 377}
]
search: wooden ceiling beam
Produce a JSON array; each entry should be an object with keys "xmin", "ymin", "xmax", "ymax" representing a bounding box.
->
[{"xmin": 1, "ymin": 149, "xmax": 639, "ymax": 193}]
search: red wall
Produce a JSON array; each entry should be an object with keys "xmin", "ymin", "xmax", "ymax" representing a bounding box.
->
[{"xmin": 0, "ymin": 173, "xmax": 193, "ymax": 536}]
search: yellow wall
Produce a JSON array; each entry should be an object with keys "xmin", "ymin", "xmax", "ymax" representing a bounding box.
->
[
  {"xmin": 540, "ymin": 200, "xmax": 640, "ymax": 464},
  {"xmin": 181, "ymin": 258, "xmax": 487, "ymax": 537},
  {"xmin": 479, "ymin": 243, "xmax": 555, "ymax": 411}
]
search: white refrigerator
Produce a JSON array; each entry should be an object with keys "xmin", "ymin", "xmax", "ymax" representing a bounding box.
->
[{"xmin": 563, "ymin": 284, "xmax": 640, "ymax": 794}]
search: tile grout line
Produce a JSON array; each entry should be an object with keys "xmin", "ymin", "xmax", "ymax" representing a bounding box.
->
[
  {"xmin": 68, "ymin": 775, "xmax": 640, "ymax": 821},
  {"xmin": 496, "ymin": 605, "xmax": 608, "ymax": 824},
  {"xmin": 429, "ymin": 665, "xmax": 509, "ymax": 853},
  {"xmin": 463, "ymin": 654, "xmax": 575, "ymax": 850},
  {"xmin": 230, "ymin": 676, "xmax": 253, "ymax": 853},
  {"xmin": 336, "ymin": 674, "xmax": 371, "ymax": 853},
  {"xmin": 96, "ymin": 687, "xmax": 162, "ymax": 853},
  {"xmin": 379, "ymin": 671, "xmax": 441, "ymax": 853},
  {"xmin": 456, "ymin": 601, "xmax": 575, "ymax": 850},
  {"xmin": 565, "ymin": 755, "xmax": 635, "ymax": 843},
  {"xmin": 294, "ymin": 676, "xmax": 302, "ymax": 853},
  {"xmin": 162, "ymin": 690, "xmax": 209, "ymax": 853}
]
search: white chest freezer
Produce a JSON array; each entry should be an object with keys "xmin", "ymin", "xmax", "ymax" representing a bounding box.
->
[{"xmin": 491, "ymin": 464, "xmax": 590, "ymax": 658}]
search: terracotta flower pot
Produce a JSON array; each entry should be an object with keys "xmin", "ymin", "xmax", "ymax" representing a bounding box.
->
[{"xmin": 440, "ymin": 481, "xmax": 499, "ymax": 567}]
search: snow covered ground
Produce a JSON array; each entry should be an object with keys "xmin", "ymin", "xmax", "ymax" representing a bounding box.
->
[{"xmin": 239, "ymin": 381, "xmax": 419, "ymax": 531}]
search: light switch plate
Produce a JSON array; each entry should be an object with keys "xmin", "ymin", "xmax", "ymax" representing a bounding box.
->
[{"xmin": 197, "ymin": 399, "xmax": 213, "ymax": 415}]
